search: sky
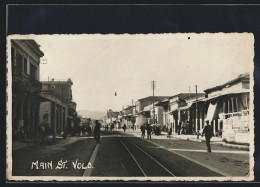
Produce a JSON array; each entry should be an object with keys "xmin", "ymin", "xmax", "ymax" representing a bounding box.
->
[{"xmin": 30, "ymin": 33, "xmax": 254, "ymax": 112}]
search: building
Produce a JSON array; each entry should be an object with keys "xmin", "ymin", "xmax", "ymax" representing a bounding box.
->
[
  {"xmin": 105, "ymin": 109, "xmax": 120, "ymax": 124},
  {"xmin": 121, "ymin": 105, "xmax": 135, "ymax": 129},
  {"xmin": 11, "ymin": 39, "xmax": 44, "ymax": 140},
  {"xmin": 203, "ymin": 73, "xmax": 250, "ymax": 144},
  {"xmin": 39, "ymin": 79, "xmax": 77, "ymax": 137},
  {"xmin": 134, "ymin": 96, "xmax": 170, "ymax": 129},
  {"xmin": 166, "ymin": 93, "xmax": 205, "ymax": 134}
]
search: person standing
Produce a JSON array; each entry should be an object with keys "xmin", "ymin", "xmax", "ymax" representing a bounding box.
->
[
  {"xmin": 146, "ymin": 123, "xmax": 152, "ymax": 140},
  {"xmin": 202, "ymin": 120, "xmax": 214, "ymax": 152},
  {"xmin": 140, "ymin": 123, "xmax": 146, "ymax": 139},
  {"xmin": 94, "ymin": 120, "xmax": 101, "ymax": 143},
  {"xmin": 123, "ymin": 124, "xmax": 127, "ymax": 132}
]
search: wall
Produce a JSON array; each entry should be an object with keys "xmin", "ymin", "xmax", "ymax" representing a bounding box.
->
[{"xmin": 39, "ymin": 102, "xmax": 52, "ymax": 125}]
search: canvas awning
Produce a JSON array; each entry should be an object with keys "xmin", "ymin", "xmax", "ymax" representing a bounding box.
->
[
  {"xmin": 165, "ymin": 109, "xmax": 178, "ymax": 114},
  {"xmin": 178, "ymin": 102, "xmax": 194, "ymax": 111},
  {"xmin": 206, "ymin": 101, "xmax": 218, "ymax": 122},
  {"xmin": 134, "ymin": 114, "xmax": 147, "ymax": 127}
]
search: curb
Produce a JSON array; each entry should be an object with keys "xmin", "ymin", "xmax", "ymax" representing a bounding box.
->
[
  {"xmin": 222, "ymin": 142, "xmax": 249, "ymax": 151},
  {"xmin": 83, "ymin": 143, "xmax": 100, "ymax": 176},
  {"xmin": 187, "ymin": 138, "xmax": 203, "ymax": 143},
  {"xmin": 123, "ymin": 132, "xmax": 250, "ymax": 151}
]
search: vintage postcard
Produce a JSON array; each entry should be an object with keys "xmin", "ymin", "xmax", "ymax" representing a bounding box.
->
[{"xmin": 6, "ymin": 33, "xmax": 254, "ymax": 181}]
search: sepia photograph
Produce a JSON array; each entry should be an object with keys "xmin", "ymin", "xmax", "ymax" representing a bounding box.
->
[{"xmin": 6, "ymin": 33, "xmax": 254, "ymax": 181}]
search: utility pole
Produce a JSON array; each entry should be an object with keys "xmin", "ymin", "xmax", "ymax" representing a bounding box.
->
[
  {"xmin": 152, "ymin": 81, "xmax": 155, "ymax": 124},
  {"xmin": 196, "ymin": 85, "xmax": 199, "ymax": 139}
]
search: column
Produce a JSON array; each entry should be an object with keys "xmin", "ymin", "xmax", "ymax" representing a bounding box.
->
[
  {"xmin": 31, "ymin": 104, "xmax": 35, "ymax": 137},
  {"xmin": 53, "ymin": 102, "xmax": 57, "ymax": 140},
  {"xmin": 20, "ymin": 96, "xmax": 24, "ymax": 121},
  {"xmin": 213, "ymin": 120, "xmax": 216, "ymax": 136},
  {"xmin": 27, "ymin": 99, "xmax": 31, "ymax": 139},
  {"xmin": 19, "ymin": 96, "xmax": 24, "ymax": 140},
  {"xmin": 202, "ymin": 107, "xmax": 205, "ymax": 128},
  {"xmin": 61, "ymin": 106, "xmax": 64, "ymax": 132},
  {"xmin": 195, "ymin": 107, "xmax": 198, "ymax": 132},
  {"xmin": 216, "ymin": 119, "xmax": 220, "ymax": 132},
  {"xmin": 36, "ymin": 101, "xmax": 40, "ymax": 137},
  {"xmin": 57, "ymin": 105, "xmax": 60, "ymax": 134},
  {"xmin": 173, "ymin": 114, "xmax": 176, "ymax": 134},
  {"xmin": 178, "ymin": 110, "xmax": 180, "ymax": 125}
]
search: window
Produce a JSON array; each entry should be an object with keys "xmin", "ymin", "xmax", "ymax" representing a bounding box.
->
[
  {"xmin": 24, "ymin": 57, "xmax": 27, "ymax": 73},
  {"xmin": 42, "ymin": 85, "xmax": 48, "ymax": 90},
  {"xmin": 30, "ymin": 63, "xmax": 36, "ymax": 81}
]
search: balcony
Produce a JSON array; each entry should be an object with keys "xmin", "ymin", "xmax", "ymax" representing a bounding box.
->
[
  {"xmin": 12, "ymin": 66, "xmax": 41, "ymax": 93},
  {"xmin": 68, "ymin": 101, "xmax": 76, "ymax": 111}
]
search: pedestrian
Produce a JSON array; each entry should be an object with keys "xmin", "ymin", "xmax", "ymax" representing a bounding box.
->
[
  {"xmin": 94, "ymin": 120, "xmax": 101, "ymax": 143},
  {"xmin": 123, "ymin": 124, "xmax": 126, "ymax": 132},
  {"xmin": 202, "ymin": 119, "xmax": 214, "ymax": 152},
  {"xmin": 140, "ymin": 123, "xmax": 146, "ymax": 139},
  {"xmin": 110, "ymin": 123, "xmax": 114, "ymax": 132},
  {"xmin": 146, "ymin": 123, "xmax": 152, "ymax": 140}
]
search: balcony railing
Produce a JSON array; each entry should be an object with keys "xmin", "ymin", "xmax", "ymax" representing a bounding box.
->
[{"xmin": 12, "ymin": 66, "xmax": 41, "ymax": 91}]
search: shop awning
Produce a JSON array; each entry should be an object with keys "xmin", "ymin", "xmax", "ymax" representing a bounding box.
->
[
  {"xmin": 178, "ymin": 102, "xmax": 194, "ymax": 111},
  {"xmin": 206, "ymin": 101, "xmax": 218, "ymax": 122},
  {"xmin": 165, "ymin": 109, "xmax": 178, "ymax": 114},
  {"xmin": 134, "ymin": 114, "xmax": 147, "ymax": 127}
]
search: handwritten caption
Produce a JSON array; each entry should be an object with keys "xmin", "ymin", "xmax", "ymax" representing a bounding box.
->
[{"xmin": 31, "ymin": 159, "xmax": 93, "ymax": 170}]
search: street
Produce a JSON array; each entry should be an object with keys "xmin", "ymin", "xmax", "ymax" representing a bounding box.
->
[{"xmin": 12, "ymin": 130, "xmax": 250, "ymax": 177}]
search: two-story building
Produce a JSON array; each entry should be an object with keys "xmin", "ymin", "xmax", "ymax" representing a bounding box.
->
[
  {"xmin": 39, "ymin": 78, "xmax": 77, "ymax": 137},
  {"xmin": 11, "ymin": 39, "xmax": 44, "ymax": 140}
]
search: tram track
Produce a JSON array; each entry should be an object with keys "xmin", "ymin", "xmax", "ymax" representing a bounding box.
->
[{"xmin": 118, "ymin": 137, "xmax": 175, "ymax": 177}]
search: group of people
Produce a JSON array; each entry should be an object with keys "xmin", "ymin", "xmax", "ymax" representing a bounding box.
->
[
  {"xmin": 138, "ymin": 120, "xmax": 214, "ymax": 152},
  {"xmin": 104, "ymin": 123, "xmax": 114, "ymax": 132},
  {"xmin": 140, "ymin": 123, "xmax": 152, "ymax": 140}
]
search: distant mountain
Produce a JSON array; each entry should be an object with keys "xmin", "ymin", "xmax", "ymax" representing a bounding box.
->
[{"xmin": 77, "ymin": 110, "xmax": 106, "ymax": 120}]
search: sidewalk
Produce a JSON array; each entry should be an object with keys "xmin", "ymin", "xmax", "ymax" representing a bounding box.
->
[
  {"xmin": 121, "ymin": 129, "xmax": 249, "ymax": 151},
  {"xmin": 12, "ymin": 135, "xmax": 64, "ymax": 151}
]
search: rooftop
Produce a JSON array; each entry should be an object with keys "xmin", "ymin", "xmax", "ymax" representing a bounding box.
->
[
  {"xmin": 137, "ymin": 96, "xmax": 171, "ymax": 102},
  {"xmin": 169, "ymin": 93, "xmax": 204, "ymax": 100},
  {"xmin": 41, "ymin": 78, "xmax": 73, "ymax": 85},
  {"xmin": 204, "ymin": 73, "xmax": 250, "ymax": 93}
]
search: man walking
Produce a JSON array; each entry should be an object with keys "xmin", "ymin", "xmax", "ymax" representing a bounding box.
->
[
  {"xmin": 94, "ymin": 120, "xmax": 101, "ymax": 144},
  {"xmin": 202, "ymin": 119, "xmax": 214, "ymax": 152},
  {"xmin": 146, "ymin": 123, "xmax": 152, "ymax": 140},
  {"xmin": 123, "ymin": 124, "xmax": 127, "ymax": 132},
  {"xmin": 140, "ymin": 123, "xmax": 146, "ymax": 139}
]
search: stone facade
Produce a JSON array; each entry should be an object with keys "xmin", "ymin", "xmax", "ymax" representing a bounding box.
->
[
  {"xmin": 11, "ymin": 40, "xmax": 44, "ymax": 140},
  {"xmin": 39, "ymin": 79, "xmax": 77, "ymax": 137}
]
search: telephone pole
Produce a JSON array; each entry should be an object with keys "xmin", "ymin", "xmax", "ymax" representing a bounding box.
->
[
  {"xmin": 196, "ymin": 85, "xmax": 199, "ymax": 139},
  {"xmin": 152, "ymin": 81, "xmax": 156, "ymax": 124}
]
